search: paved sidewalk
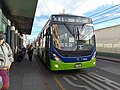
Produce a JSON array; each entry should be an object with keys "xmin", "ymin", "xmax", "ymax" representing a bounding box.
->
[
  {"xmin": 97, "ymin": 56, "xmax": 120, "ymax": 63},
  {"xmin": 8, "ymin": 52, "xmax": 47, "ymax": 90}
]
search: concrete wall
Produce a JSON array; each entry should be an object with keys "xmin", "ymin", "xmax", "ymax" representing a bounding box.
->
[{"xmin": 95, "ymin": 25, "xmax": 120, "ymax": 54}]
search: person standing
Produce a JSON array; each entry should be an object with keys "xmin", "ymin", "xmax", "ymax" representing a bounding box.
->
[
  {"xmin": 0, "ymin": 31, "xmax": 14, "ymax": 90},
  {"xmin": 27, "ymin": 44, "xmax": 33, "ymax": 62}
]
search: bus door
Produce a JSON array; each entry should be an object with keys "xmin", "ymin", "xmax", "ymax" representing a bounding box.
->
[{"xmin": 45, "ymin": 28, "xmax": 50, "ymax": 66}]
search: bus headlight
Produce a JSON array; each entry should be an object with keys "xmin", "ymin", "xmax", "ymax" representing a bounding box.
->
[
  {"xmin": 55, "ymin": 64, "xmax": 59, "ymax": 68},
  {"xmin": 93, "ymin": 61, "xmax": 96, "ymax": 65},
  {"xmin": 53, "ymin": 53, "xmax": 62, "ymax": 62},
  {"xmin": 92, "ymin": 51, "xmax": 96, "ymax": 60}
]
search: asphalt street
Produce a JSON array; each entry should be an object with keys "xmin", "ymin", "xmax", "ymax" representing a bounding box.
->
[{"xmin": 35, "ymin": 55, "xmax": 120, "ymax": 90}]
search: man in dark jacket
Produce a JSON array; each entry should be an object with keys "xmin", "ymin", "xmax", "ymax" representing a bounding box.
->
[{"xmin": 27, "ymin": 44, "xmax": 33, "ymax": 62}]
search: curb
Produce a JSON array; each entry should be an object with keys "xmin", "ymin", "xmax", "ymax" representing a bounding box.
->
[{"xmin": 96, "ymin": 56, "xmax": 120, "ymax": 63}]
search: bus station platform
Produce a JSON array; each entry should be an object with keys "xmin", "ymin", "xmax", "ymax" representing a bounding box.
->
[{"xmin": 8, "ymin": 52, "xmax": 47, "ymax": 90}]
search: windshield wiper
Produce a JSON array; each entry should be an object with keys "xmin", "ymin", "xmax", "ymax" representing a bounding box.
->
[{"xmin": 64, "ymin": 23, "xmax": 75, "ymax": 37}]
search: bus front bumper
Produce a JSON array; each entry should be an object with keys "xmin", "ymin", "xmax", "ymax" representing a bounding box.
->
[{"xmin": 50, "ymin": 58, "xmax": 96, "ymax": 70}]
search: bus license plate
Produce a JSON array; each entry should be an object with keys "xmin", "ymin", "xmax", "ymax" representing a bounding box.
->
[{"xmin": 75, "ymin": 63, "xmax": 82, "ymax": 68}]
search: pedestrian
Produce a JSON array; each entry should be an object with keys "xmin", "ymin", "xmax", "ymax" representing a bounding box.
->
[
  {"xmin": 17, "ymin": 46, "xmax": 26, "ymax": 62},
  {"xmin": 0, "ymin": 31, "xmax": 14, "ymax": 90},
  {"xmin": 27, "ymin": 44, "xmax": 33, "ymax": 62}
]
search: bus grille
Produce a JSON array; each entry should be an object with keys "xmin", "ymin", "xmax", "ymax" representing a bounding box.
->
[{"xmin": 55, "ymin": 48, "xmax": 93, "ymax": 57}]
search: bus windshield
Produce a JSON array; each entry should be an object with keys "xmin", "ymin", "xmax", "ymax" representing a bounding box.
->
[{"xmin": 52, "ymin": 23, "xmax": 95, "ymax": 51}]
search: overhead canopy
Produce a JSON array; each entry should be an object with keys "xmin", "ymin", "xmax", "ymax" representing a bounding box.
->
[{"xmin": 3, "ymin": 0, "xmax": 38, "ymax": 34}]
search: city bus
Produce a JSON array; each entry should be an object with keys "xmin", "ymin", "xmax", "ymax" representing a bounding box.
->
[{"xmin": 37, "ymin": 14, "xmax": 96, "ymax": 70}]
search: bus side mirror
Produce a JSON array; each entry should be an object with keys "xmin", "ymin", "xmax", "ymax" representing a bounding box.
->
[{"xmin": 47, "ymin": 27, "xmax": 51, "ymax": 35}]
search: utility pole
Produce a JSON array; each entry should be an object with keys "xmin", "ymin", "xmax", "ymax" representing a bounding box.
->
[{"xmin": 63, "ymin": 9, "xmax": 65, "ymax": 14}]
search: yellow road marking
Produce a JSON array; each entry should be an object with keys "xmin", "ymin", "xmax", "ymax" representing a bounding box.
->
[{"xmin": 53, "ymin": 76, "xmax": 66, "ymax": 90}]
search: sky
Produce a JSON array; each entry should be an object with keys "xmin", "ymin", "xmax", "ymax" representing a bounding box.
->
[{"xmin": 27, "ymin": 0, "xmax": 120, "ymax": 42}]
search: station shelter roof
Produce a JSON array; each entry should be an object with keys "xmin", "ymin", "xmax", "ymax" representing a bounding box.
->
[{"xmin": 3, "ymin": 0, "xmax": 38, "ymax": 35}]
